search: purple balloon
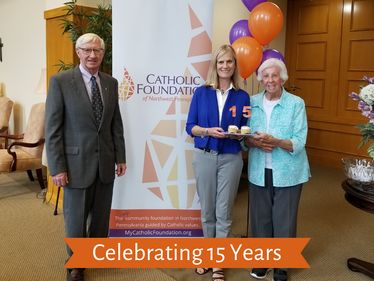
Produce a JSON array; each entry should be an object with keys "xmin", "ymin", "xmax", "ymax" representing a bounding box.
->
[
  {"xmin": 256, "ymin": 49, "xmax": 285, "ymax": 75},
  {"xmin": 241, "ymin": 0, "xmax": 267, "ymax": 11},
  {"xmin": 229, "ymin": 19, "xmax": 252, "ymax": 44},
  {"xmin": 261, "ymin": 49, "xmax": 285, "ymax": 64}
]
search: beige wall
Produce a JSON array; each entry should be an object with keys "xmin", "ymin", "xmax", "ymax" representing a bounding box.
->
[
  {"xmin": 0, "ymin": 0, "xmax": 287, "ymax": 133},
  {"xmin": 0, "ymin": 0, "xmax": 46, "ymax": 133},
  {"xmin": 0, "ymin": 0, "xmax": 111, "ymax": 133},
  {"xmin": 45, "ymin": 0, "xmax": 111, "ymax": 10}
]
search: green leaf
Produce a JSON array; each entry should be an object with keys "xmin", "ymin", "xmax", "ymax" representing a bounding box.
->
[
  {"xmin": 59, "ymin": 1, "xmax": 112, "ymax": 74},
  {"xmin": 368, "ymin": 143, "xmax": 374, "ymax": 159},
  {"xmin": 54, "ymin": 60, "xmax": 75, "ymax": 72}
]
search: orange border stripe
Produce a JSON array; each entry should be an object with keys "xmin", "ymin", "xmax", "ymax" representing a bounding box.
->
[{"xmin": 65, "ymin": 238, "xmax": 310, "ymax": 268}]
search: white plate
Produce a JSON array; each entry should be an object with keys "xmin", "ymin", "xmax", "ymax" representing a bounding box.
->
[{"xmin": 223, "ymin": 132, "xmax": 256, "ymax": 137}]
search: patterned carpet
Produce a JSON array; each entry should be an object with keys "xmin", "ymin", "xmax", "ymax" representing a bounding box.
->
[
  {"xmin": 0, "ymin": 165, "xmax": 373, "ymax": 280},
  {"xmin": 0, "ymin": 172, "xmax": 174, "ymax": 281}
]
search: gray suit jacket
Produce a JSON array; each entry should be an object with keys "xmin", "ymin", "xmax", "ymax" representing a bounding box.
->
[{"xmin": 45, "ymin": 66, "xmax": 126, "ymax": 188}]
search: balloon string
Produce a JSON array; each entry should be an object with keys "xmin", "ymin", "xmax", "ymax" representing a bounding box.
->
[
  {"xmin": 244, "ymin": 79, "xmax": 247, "ymax": 86},
  {"xmin": 251, "ymin": 74, "xmax": 254, "ymax": 95}
]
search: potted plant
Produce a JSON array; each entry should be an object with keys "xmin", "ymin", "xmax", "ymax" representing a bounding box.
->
[
  {"xmin": 343, "ymin": 76, "xmax": 374, "ymax": 188},
  {"xmin": 350, "ymin": 76, "xmax": 374, "ymax": 158},
  {"xmin": 57, "ymin": 0, "xmax": 112, "ymax": 74}
]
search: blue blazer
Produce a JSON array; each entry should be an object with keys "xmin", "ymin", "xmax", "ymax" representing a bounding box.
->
[{"xmin": 186, "ymin": 85, "xmax": 250, "ymax": 154}]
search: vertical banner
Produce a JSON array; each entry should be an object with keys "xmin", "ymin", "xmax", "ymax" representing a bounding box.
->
[{"xmin": 110, "ymin": 0, "xmax": 213, "ymax": 237}]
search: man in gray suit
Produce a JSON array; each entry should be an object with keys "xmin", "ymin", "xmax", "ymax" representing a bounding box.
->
[{"xmin": 45, "ymin": 33, "xmax": 126, "ymax": 281}]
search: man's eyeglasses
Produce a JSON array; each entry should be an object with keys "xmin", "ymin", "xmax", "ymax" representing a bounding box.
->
[{"xmin": 78, "ymin": 47, "xmax": 104, "ymax": 55}]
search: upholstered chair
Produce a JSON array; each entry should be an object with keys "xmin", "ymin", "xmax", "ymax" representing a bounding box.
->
[
  {"xmin": 0, "ymin": 97, "xmax": 14, "ymax": 148},
  {"xmin": 0, "ymin": 103, "xmax": 45, "ymax": 189}
]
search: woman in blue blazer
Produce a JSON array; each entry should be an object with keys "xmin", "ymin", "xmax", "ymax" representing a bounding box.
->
[{"xmin": 186, "ymin": 44, "xmax": 250, "ymax": 281}]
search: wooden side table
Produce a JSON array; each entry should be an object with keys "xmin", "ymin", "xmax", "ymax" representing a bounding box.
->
[{"xmin": 342, "ymin": 180, "xmax": 374, "ymax": 279}]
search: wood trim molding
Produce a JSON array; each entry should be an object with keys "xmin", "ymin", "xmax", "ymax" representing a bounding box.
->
[
  {"xmin": 44, "ymin": 6, "xmax": 68, "ymax": 20},
  {"xmin": 44, "ymin": 5, "xmax": 96, "ymax": 20}
]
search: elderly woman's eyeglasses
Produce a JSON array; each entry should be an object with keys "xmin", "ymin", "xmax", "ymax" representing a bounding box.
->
[{"xmin": 78, "ymin": 47, "xmax": 104, "ymax": 55}]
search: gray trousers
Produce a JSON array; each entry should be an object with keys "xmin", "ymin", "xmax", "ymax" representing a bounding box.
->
[
  {"xmin": 193, "ymin": 149, "xmax": 243, "ymax": 238},
  {"xmin": 63, "ymin": 175, "xmax": 114, "ymax": 257},
  {"xmin": 249, "ymin": 169, "xmax": 302, "ymax": 238}
]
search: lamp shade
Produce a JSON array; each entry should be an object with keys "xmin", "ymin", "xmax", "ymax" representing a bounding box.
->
[{"xmin": 35, "ymin": 68, "xmax": 47, "ymax": 95}]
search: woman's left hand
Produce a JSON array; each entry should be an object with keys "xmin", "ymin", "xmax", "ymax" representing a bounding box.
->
[
  {"xmin": 254, "ymin": 132, "xmax": 293, "ymax": 152},
  {"xmin": 208, "ymin": 127, "xmax": 226, "ymax": 138},
  {"xmin": 252, "ymin": 133, "xmax": 277, "ymax": 152}
]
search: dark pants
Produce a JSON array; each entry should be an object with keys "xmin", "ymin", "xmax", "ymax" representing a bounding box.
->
[
  {"xmin": 249, "ymin": 169, "xmax": 302, "ymax": 238},
  {"xmin": 63, "ymin": 175, "xmax": 114, "ymax": 257}
]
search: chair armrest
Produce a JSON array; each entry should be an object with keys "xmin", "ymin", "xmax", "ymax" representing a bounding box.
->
[
  {"xmin": 0, "ymin": 133, "xmax": 24, "ymax": 140},
  {"xmin": 0, "ymin": 126, "xmax": 8, "ymax": 134},
  {"xmin": 7, "ymin": 138, "xmax": 45, "ymax": 171}
]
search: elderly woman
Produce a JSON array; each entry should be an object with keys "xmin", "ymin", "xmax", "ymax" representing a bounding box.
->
[
  {"xmin": 244, "ymin": 58, "xmax": 310, "ymax": 281},
  {"xmin": 186, "ymin": 44, "xmax": 250, "ymax": 281}
]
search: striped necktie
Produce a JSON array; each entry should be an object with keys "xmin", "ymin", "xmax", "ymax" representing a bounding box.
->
[{"xmin": 90, "ymin": 76, "xmax": 103, "ymax": 128}]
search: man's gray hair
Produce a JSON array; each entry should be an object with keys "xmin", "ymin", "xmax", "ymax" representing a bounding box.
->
[
  {"xmin": 257, "ymin": 58, "xmax": 288, "ymax": 84},
  {"xmin": 75, "ymin": 33, "xmax": 105, "ymax": 50}
]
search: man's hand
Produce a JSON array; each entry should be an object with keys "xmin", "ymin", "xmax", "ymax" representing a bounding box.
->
[
  {"xmin": 116, "ymin": 163, "xmax": 127, "ymax": 176},
  {"xmin": 52, "ymin": 172, "xmax": 69, "ymax": 187}
]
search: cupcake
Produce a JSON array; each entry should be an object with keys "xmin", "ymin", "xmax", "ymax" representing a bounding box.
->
[
  {"xmin": 228, "ymin": 125, "xmax": 239, "ymax": 134},
  {"xmin": 240, "ymin": 126, "xmax": 250, "ymax": 134}
]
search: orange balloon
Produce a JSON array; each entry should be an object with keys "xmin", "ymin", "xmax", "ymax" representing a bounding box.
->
[
  {"xmin": 248, "ymin": 2, "xmax": 284, "ymax": 45},
  {"xmin": 232, "ymin": 36, "xmax": 263, "ymax": 80}
]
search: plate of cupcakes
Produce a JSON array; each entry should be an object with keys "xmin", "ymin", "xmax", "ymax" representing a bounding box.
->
[{"xmin": 224, "ymin": 125, "xmax": 255, "ymax": 137}]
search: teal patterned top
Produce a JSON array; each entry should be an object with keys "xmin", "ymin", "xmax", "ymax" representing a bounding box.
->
[{"xmin": 247, "ymin": 88, "xmax": 311, "ymax": 187}]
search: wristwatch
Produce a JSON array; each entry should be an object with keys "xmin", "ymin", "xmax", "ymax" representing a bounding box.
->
[{"xmin": 201, "ymin": 128, "xmax": 208, "ymax": 138}]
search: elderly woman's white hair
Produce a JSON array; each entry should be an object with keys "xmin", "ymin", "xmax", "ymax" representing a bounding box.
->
[
  {"xmin": 257, "ymin": 58, "xmax": 288, "ymax": 84},
  {"xmin": 75, "ymin": 33, "xmax": 105, "ymax": 50}
]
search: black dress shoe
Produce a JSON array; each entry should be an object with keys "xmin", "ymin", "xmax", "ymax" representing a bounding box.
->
[
  {"xmin": 273, "ymin": 268, "xmax": 288, "ymax": 281},
  {"xmin": 67, "ymin": 268, "xmax": 84, "ymax": 281}
]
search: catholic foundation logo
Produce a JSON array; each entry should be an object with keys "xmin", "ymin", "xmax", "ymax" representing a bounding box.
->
[
  {"xmin": 118, "ymin": 68, "xmax": 135, "ymax": 101},
  {"xmin": 137, "ymin": 73, "xmax": 201, "ymax": 102},
  {"xmin": 138, "ymin": 5, "xmax": 213, "ymax": 210},
  {"xmin": 112, "ymin": 4, "xmax": 213, "ymax": 209}
]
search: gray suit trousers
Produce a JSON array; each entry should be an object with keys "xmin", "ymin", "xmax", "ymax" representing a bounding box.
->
[
  {"xmin": 63, "ymin": 175, "xmax": 114, "ymax": 257},
  {"xmin": 193, "ymin": 149, "xmax": 243, "ymax": 238}
]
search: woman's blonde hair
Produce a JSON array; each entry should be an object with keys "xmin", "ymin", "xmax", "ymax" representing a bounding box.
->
[{"xmin": 205, "ymin": 44, "xmax": 240, "ymax": 90}]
